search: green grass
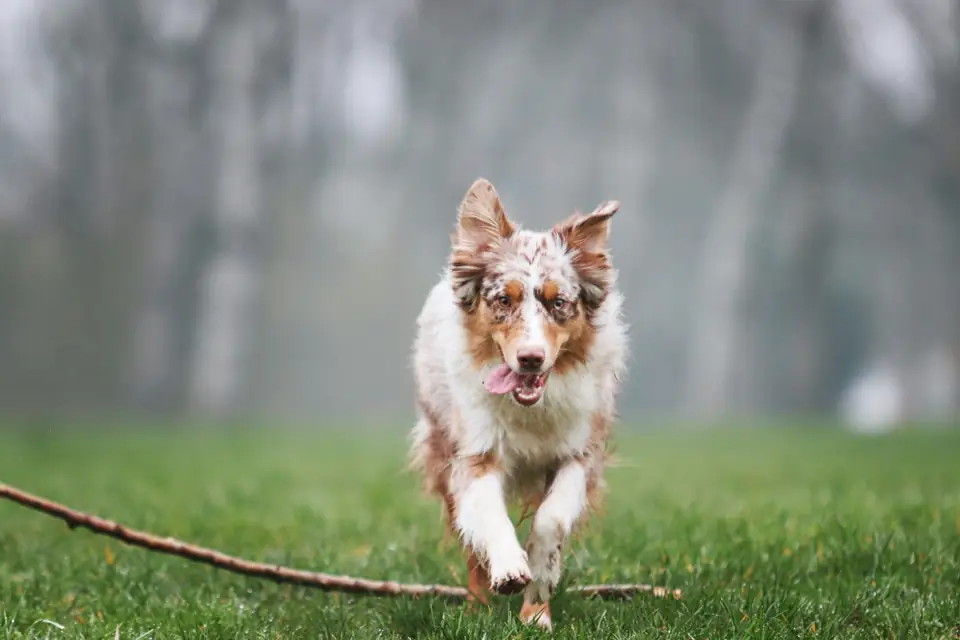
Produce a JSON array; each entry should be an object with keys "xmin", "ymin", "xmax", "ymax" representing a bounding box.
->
[{"xmin": 1, "ymin": 424, "xmax": 959, "ymax": 639}]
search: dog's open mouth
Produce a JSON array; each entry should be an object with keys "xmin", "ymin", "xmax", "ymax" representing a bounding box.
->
[{"xmin": 484, "ymin": 364, "xmax": 550, "ymax": 406}]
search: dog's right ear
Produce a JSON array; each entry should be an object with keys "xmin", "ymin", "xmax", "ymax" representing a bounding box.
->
[
  {"xmin": 453, "ymin": 178, "xmax": 515, "ymax": 251},
  {"xmin": 450, "ymin": 178, "xmax": 514, "ymax": 311}
]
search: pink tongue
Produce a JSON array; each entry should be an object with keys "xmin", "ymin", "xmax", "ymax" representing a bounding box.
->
[{"xmin": 485, "ymin": 364, "xmax": 522, "ymax": 395}]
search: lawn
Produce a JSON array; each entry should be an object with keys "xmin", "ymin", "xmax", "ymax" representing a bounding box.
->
[{"xmin": 1, "ymin": 423, "xmax": 959, "ymax": 639}]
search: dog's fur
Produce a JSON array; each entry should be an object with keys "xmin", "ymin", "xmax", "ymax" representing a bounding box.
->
[{"xmin": 409, "ymin": 179, "xmax": 627, "ymax": 630}]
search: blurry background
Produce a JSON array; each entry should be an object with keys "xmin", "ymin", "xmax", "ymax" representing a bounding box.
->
[{"xmin": 0, "ymin": 0, "xmax": 957, "ymax": 430}]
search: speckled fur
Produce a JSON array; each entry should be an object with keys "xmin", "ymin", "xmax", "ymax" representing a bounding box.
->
[{"xmin": 409, "ymin": 179, "xmax": 628, "ymax": 630}]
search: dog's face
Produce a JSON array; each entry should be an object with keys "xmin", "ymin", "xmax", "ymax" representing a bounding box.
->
[{"xmin": 450, "ymin": 178, "xmax": 619, "ymax": 407}]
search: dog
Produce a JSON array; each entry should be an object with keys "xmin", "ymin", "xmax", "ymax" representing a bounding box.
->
[{"xmin": 409, "ymin": 178, "xmax": 627, "ymax": 630}]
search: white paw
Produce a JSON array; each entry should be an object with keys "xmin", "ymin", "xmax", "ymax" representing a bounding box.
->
[{"xmin": 488, "ymin": 547, "xmax": 532, "ymax": 595}]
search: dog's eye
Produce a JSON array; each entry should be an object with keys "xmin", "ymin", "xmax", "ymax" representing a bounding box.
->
[
  {"xmin": 497, "ymin": 295, "xmax": 512, "ymax": 307},
  {"xmin": 553, "ymin": 298, "xmax": 567, "ymax": 310}
]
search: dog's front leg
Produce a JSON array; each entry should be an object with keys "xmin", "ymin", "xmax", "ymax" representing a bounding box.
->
[
  {"xmin": 450, "ymin": 454, "xmax": 531, "ymax": 594},
  {"xmin": 521, "ymin": 458, "xmax": 590, "ymax": 630}
]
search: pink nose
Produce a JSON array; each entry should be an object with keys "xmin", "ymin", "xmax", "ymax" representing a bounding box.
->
[{"xmin": 517, "ymin": 348, "xmax": 545, "ymax": 371}]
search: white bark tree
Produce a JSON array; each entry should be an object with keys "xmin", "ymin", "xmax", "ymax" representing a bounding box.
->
[
  {"xmin": 189, "ymin": 1, "xmax": 265, "ymax": 414},
  {"xmin": 685, "ymin": 4, "xmax": 807, "ymax": 417}
]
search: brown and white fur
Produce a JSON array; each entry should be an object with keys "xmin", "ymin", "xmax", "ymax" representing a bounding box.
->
[{"xmin": 409, "ymin": 178, "xmax": 627, "ymax": 631}]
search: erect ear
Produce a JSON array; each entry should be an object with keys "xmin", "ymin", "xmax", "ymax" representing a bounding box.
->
[
  {"xmin": 453, "ymin": 178, "xmax": 515, "ymax": 251},
  {"xmin": 449, "ymin": 178, "xmax": 515, "ymax": 311},
  {"xmin": 555, "ymin": 200, "xmax": 619, "ymax": 254},
  {"xmin": 554, "ymin": 201, "xmax": 620, "ymax": 308}
]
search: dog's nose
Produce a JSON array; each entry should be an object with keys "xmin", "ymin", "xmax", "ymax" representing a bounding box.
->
[{"xmin": 517, "ymin": 348, "xmax": 546, "ymax": 372}]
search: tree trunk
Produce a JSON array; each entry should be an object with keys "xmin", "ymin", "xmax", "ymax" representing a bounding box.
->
[
  {"xmin": 189, "ymin": 3, "xmax": 263, "ymax": 415},
  {"xmin": 684, "ymin": 7, "xmax": 806, "ymax": 418},
  {"xmin": 129, "ymin": 64, "xmax": 212, "ymax": 411},
  {"xmin": 781, "ymin": 2, "xmax": 834, "ymax": 413}
]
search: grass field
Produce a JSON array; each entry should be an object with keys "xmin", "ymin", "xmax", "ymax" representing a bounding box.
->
[{"xmin": 1, "ymin": 424, "xmax": 959, "ymax": 639}]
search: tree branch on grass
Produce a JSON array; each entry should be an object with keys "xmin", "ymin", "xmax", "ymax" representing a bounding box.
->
[{"xmin": 0, "ymin": 483, "xmax": 681, "ymax": 601}]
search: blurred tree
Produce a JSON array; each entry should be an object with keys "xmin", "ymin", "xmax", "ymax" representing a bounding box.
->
[{"xmin": 685, "ymin": 1, "xmax": 808, "ymax": 417}]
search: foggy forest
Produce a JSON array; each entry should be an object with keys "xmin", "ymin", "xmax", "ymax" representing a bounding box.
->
[{"xmin": 0, "ymin": 0, "xmax": 957, "ymax": 428}]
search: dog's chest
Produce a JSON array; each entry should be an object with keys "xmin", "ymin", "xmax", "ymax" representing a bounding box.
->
[
  {"xmin": 490, "ymin": 376, "xmax": 595, "ymax": 471},
  {"xmin": 483, "ymin": 364, "xmax": 596, "ymax": 456},
  {"xmin": 498, "ymin": 418, "xmax": 588, "ymax": 468},
  {"xmin": 493, "ymin": 410, "xmax": 589, "ymax": 498}
]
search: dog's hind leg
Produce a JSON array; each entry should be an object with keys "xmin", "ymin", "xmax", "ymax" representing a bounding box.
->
[{"xmin": 465, "ymin": 549, "xmax": 491, "ymax": 609}]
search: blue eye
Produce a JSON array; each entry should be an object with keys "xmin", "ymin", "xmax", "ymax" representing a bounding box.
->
[{"xmin": 554, "ymin": 298, "xmax": 566, "ymax": 309}]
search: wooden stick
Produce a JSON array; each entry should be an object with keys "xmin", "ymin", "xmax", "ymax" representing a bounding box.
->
[
  {"xmin": 0, "ymin": 483, "xmax": 680, "ymax": 600},
  {"xmin": 573, "ymin": 583, "xmax": 682, "ymax": 599}
]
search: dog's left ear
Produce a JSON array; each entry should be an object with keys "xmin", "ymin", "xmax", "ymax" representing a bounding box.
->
[
  {"xmin": 555, "ymin": 201, "xmax": 620, "ymax": 254},
  {"xmin": 555, "ymin": 201, "xmax": 620, "ymax": 307}
]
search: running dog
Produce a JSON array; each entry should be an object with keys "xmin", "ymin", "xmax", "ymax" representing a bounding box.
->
[{"xmin": 410, "ymin": 178, "xmax": 627, "ymax": 630}]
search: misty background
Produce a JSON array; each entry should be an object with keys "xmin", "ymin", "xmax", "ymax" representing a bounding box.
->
[{"xmin": 0, "ymin": 0, "xmax": 957, "ymax": 429}]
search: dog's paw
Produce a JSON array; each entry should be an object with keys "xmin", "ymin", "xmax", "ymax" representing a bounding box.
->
[
  {"xmin": 488, "ymin": 550, "xmax": 532, "ymax": 595},
  {"xmin": 490, "ymin": 571, "xmax": 531, "ymax": 595}
]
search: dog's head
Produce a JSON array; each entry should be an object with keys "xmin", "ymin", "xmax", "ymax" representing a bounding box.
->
[{"xmin": 450, "ymin": 178, "xmax": 619, "ymax": 407}]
